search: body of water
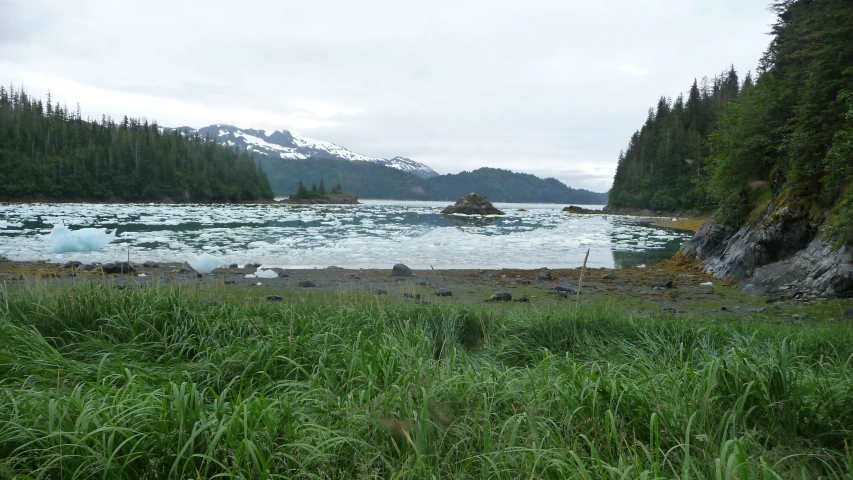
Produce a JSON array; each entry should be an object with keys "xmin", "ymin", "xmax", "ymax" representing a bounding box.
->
[{"xmin": 0, "ymin": 200, "xmax": 692, "ymax": 269}]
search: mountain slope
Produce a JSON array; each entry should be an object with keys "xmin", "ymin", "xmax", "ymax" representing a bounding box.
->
[
  {"xmin": 428, "ymin": 167, "xmax": 608, "ymax": 204},
  {"xmin": 187, "ymin": 124, "xmax": 439, "ymax": 179},
  {"xmin": 260, "ymin": 157, "xmax": 608, "ymax": 204}
]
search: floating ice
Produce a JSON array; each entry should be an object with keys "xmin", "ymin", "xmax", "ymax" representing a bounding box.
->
[
  {"xmin": 700, "ymin": 281, "xmax": 714, "ymax": 287},
  {"xmin": 188, "ymin": 253, "xmax": 220, "ymax": 274},
  {"xmin": 0, "ymin": 201, "xmax": 692, "ymax": 268},
  {"xmin": 45, "ymin": 223, "xmax": 116, "ymax": 253}
]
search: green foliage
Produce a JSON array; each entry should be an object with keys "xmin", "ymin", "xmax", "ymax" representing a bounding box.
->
[
  {"xmin": 706, "ymin": 0, "xmax": 853, "ymax": 231},
  {"xmin": 0, "ymin": 284, "xmax": 851, "ymax": 478},
  {"xmin": 0, "ymin": 86, "xmax": 274, "ymax": 202},
  {"xmin": 612, "ymin": 0, "xmax": 853, "ymax": 243},
  {"xmin": 289, "ymin": 178, "xmax": 341, "ymax": 200},
  {"xmin": 609, "ymin": 67, "xmax": 742, "ymax": 212}
]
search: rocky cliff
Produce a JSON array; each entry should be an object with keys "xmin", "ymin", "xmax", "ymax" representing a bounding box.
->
[{"xmin": 680, "ymin": 196, "xmax": 853, "ymax": 300}]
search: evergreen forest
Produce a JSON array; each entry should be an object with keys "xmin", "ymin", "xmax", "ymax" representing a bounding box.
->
[
  {"xmin": 0, "ymin": 87, "xmax": 274, "ymax": 202},
  {"xmin": 609, "ymin": 0, "xmax": 853, "ymax": 246}
]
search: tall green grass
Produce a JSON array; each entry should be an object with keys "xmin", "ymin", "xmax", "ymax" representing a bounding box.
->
[{"xmin": 1, "ymin": 282, "xmax": 851, "ymax": 478}]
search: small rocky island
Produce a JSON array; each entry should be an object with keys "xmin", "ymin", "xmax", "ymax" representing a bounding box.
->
[
  {"xmin": 562, "ymin": 205, "xmax": 598, "ymax": 214},
  {"xmin": 281, "ymin": 179, "xmax": 360, "ymax": 204},
  {"xmin": 441, "ymin": 192, "xmax": 505, "ymax": 215},
  {"xmin": 282, "ymin": 193, "xmax": 359, "ymax": 205}
]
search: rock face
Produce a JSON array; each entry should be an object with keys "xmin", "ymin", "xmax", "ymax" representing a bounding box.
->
[
  {"xmin": 680, "ymin": 196, "xmax": 852, "ymax": 298},
  {"xmin": 441, "ymin": 193, "xmax": 505, "ymax": 216},
  {"xmin": 741, "ymin": 240, "xmax": 853, "ymax": 299}
]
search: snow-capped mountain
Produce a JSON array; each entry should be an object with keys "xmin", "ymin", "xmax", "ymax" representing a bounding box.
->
[{"xmin": 177, "ymin": 124, "xmax": 439, "ymax": 179}]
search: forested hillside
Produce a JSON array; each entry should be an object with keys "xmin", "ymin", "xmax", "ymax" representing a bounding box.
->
[
  {"xmin": 0, "ymin": 88, "xmax": 274, "ymax": 202},
  {"xmin": 428, "ymin": 167, "xmax": 607, "ymax": 204},
  {"xmin": 610, "ymin": 0, "xmax": 853, "ymax": 247},
  {"xmin": 261, "ymin": 157, "xmax": 607, "ymax": 203},
  {"xmin": 608, "ymin": 67, "xmax": 745, "ymax": 211},
  {"xmin": 260, "ymin": 157, "xmax": 431, "ymax": 199},
  {"xmin": 707, "ymin": 0, "xmax": 853, "ymax": 240}
]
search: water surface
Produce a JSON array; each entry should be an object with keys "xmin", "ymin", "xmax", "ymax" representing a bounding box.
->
[{"xmin": 0, "ymin": 200, "xmax": 691, "ymax": 269}]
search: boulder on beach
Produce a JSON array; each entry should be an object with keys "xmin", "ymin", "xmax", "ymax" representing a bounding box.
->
[
  {"xmin": 392, "ymin": 264, "xmax": 414, "ymax": 277},
  {"xmin": 440, "ymin": 193, "xmax": 505, "ymax": 216}
]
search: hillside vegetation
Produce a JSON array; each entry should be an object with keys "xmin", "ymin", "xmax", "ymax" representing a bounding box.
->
[
  {"xmin": 262, "ymin": 157, "xmax": 608, "ymax": 203},
  {"xmin": 0, "ymin": 88, "xmax": 274, "ymax": 202},
  {"xmin": 609, "ymin": 0, "xmax": 853, "ymax": 245}
]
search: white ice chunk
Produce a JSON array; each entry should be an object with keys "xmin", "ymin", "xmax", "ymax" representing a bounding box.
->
[
  {"xmin": 45, "ymin": 224, "xmax": 116, "ymax": 253},
  {"xmin": 188, "ymin": 253, "xmax": 220, "ymax": 274}
]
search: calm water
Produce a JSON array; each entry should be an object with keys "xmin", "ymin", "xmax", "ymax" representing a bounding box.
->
[{"xmin": 0, "ymin": 200, "xmax": 692, "ymax": 269}]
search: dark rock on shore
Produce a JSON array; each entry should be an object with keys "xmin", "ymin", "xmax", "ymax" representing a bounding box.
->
[
  {"xmin": 441, "ymin": 193, "xmax": 505, "ymax": 216},
  {"xmin": 298, "ymin": 280, "xmax": 317, "ymax": 288},
  {"xmin": 538, "ymin": 269, "xmax": 552, "ymax": 280},
  {"xmin": 143, "ymin": 261, "xmax": 160, "ymax": 268},
  {"xmin": 267, "ymin": 295, "xmax": 283, "ymax": 301},
  {"xmin": 270, "ymin": 268, "xmax": 289, "ymax": 278},
  {"xmin": 101, "ymin": 262, "xmax": 135, "ymax": 274},
  {"xmin": 63, "ymin": 261, "xmax": 82, "ymax": 269},
  {"xmin": 392, "ymin": 264, "xmax": 414, "ymax": 277},
  {"xmin": 435, "ymin": 288, "xmax": 453, "ymax": 296},
  {"xmin": 488, "ymin": 292, "xmax": 512, "ymax": 302},
  {"xmin": 555, "ymin": 285, "xmax": 577, "ymax": 294},
  {"xmin": 602, "ymin": 273, "xmax": 616, "ymax": 280},
  {"xmin": 373, "ymin": 288, "xmax": 388, "ymax": 295},
  {"xmin": 652, "ymin": 280, "xmax": 674, "ymax": 289}
]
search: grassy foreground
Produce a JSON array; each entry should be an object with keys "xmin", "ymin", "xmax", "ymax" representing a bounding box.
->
[{"xmin": 0, "ymin": 283, "xmax": 852, "ymax": 479}]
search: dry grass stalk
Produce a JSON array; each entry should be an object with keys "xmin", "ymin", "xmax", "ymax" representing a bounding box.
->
[{"xmin": 576, "ymin": 248, "xmax": 590, "ymax": 306}]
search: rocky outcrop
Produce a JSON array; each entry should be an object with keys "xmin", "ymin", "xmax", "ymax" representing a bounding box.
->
[
  {"xmin": 441, "ymin": 193, "xmax": 504, "ymax": 215},
  {"xmin": 561, "ymin": 205, "xmax": 598, "ymax": 214},
  {"xmin": 741, "ymin": 239, "xmax": 853, "ymax": 299},
  {"xmin": 680, "ymin": 195, "xmax": 851, "ymax": 298}
]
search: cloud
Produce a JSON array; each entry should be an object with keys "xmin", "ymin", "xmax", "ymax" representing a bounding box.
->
[{"xmin": 0, "ymin": 0, "xmax": 777, "ymax": 192}]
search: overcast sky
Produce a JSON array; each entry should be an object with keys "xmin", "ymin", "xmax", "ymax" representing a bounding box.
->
[{"xmin": 1, "ymin": 1, "xmax": 777, "ymax": 192}]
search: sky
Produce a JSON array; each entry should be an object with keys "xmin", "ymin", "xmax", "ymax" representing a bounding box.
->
[{"xmin": 1, "ymin": 1, "xmax": 777, "ymax": 192}]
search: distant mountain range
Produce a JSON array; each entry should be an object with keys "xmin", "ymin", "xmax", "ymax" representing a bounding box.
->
[
  {"xmin": 171, "ymin": 123, "xmax": 608, "ymax": 204},
  {"xmin": 172, "ymin": 124, "xmax": 439, "ymax": 179}
]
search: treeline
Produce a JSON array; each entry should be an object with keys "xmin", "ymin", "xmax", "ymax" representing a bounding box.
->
[
  {"xmin": 0, "ymin": 87, "xmax": 274, "ymax": 202},
  {"xmin": 609, "ymin": 66, "xmax": 746, "ymax": 211},
  {"xmin": 261, "ymin": 157, "xmax": 608, "ymax": 204},
  {"xmin": 290, "ymin": 178, "xmax": 344, "ymax": 199},
  {"xmin": 609, "ymin": 0, "xmax": 853, "ymax": 245},
  {"xmin": 428, "ymin": 167, "xmax": 607, "ymax": 204}
]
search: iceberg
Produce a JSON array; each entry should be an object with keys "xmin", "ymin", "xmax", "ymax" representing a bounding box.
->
[{"xmin": 45, "ymin": 223, "xmax": 116, "ymax": 253}]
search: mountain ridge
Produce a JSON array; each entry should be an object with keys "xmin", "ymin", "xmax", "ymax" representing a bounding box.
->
[{"xmin": 173, "ymin": 124, "xmax": 440, "ymax": 179}]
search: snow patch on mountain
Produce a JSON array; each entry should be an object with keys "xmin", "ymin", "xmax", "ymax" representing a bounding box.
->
[{"xmin": 182, "ymin": 124, "xmax": 438, "ymax": 178}]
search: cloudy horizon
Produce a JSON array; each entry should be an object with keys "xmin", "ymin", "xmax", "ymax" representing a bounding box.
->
[{"xmin": 1, "ymin": 1, "xmax": 777, "ymax": 193}]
